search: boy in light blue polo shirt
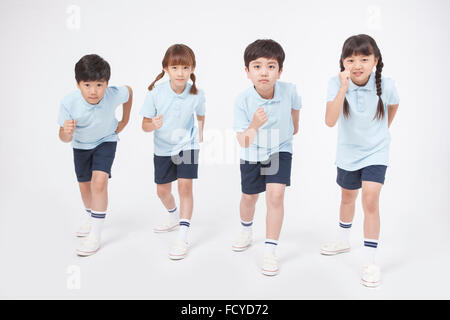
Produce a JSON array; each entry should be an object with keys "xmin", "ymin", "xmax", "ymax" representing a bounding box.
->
[
  {"xmin": 232, "ymin": 39, "xmax": 302, "ymax": 276},
  {"xmin": 58, "ymin": 54, "xmax": 132, "ymax": 257}
]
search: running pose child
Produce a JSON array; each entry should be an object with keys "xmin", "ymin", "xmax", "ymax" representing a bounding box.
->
[
  {"xmin": 141, "ymin": 44, "xmax": 205, "ymax": 260},
  {"xmin": 321, "ymin": 34, "xmax": 400, "ymax": 287},
  {"xmin": 232, "ymin": 39, "xmax": 302, "ymax": 276},
  {"xmin": 58, "ymin": 54, "xmax": 133, "ymax": 256}
]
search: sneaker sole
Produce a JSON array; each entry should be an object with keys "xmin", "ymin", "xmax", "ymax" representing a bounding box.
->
[
  {"xmin": 232, "ymin": 243, "xmax": 251, "ymax": 252},
  {"xmin": 76, "ymin": 248, "xmax": 99, "ymax": 257},
  {"xmin": 262, "ymin": 268, "xmax": 279, "ymax": 276},
  {"xmin": 76, "ymin": 232, "xmax": 89, "ymax": 237},
  {"xmin": 169, "ymin": 253, "xmax": 186, "ymax": 260},
  {"xmin": 320, "ymin": 248, "xmax": 351, "ymax": 255},
  {"xmin": 154, "ymin": 225, "xmax": 179, "ymax": 233},
  {"xmin": 361, "ymin": 278, "xmax": 380, "ymax": 288}
]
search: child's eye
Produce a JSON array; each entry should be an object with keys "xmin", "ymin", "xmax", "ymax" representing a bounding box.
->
[
  {"xmin": 269, "ymin": 65, "xmax": 275, "ymax": 69},
  {"xmin": 254, "ymin": 65, "xmax": 260, "ymax": 69}
]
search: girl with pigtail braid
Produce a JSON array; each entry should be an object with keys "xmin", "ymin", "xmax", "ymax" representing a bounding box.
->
[
  {"xmin": 140, "ymin": 44, "xmax": 206, "ymax": 260},
  {"xmin": 322, "ymin": 34, "xmax": 400, "ymax": 288}
]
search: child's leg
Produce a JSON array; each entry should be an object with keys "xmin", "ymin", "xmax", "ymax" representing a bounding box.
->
[
  {"xmin": 361, "ymin": 180, "xmax": 383, "ymax": 265},
  {"xmin": 265, "ymin": 183, "xmax": 286, "ymax": 242},
  {"xmin": 340, "ymin": 187, "xmax": 358, "ymax": 223},
  {"xmin": 361, "ymin": 181, "xmax": 382, "ymax": 240},
  {"xmin": 89, "ymin": 170, "xmax": 109, "ymax": 240},
  {"xmin": 156, "ymin": 182, "xmax": 176, "ymax": 210},
  {"xmin": 78, "ymin": 181, "xmax": 92, "ymax": 209},
  {"xmin": 240, "ymin": 193, "xmax": 259, "ymax": 223},
  {"xmin": 177, "ymin": 178, "xmax": 193, "ymax": 220}
]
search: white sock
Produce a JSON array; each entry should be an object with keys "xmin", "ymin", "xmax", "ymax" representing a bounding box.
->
[
  {"xmin": 338, "ymin": 220, "xmax": 352, "ymax": 242},
  {"xmin": 167, "ymin": 207, "xmax": 179, "ymax": 220},
  {"xmin": 363, "ymin": 238, "xmax": 378, "ymax": 265},
  {"xmin": 264, "ymin": 239, "xmax": 278, "ymax": 255},
  {"xmin": 241, "ymin": 220, "xmax": 253, "ymax": 233},
  {"xmin": 83, "ymin": 208, "xmax": 92, "ymax": 224},
  {"xmin": 178, "ymin": 219, "xmax": 190, "ymax": 243},
  {"xmin": 90, "ymin": 211, "xmax": 106, "ymax": 240}
]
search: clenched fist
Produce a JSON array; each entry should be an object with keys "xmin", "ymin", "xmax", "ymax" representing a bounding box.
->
[
  {"xmin": 250, "ymin": 107, "xmax": 268, "ymax": 130},
  {"xmin": 339, "ymin": 67, "xmax": 351, "ymax": 91},
  {"xmin": 63, "ymin": 120, "xmax": 76, "ymax": 135},
  {"xmin": 152, "ymin": 115, "xmax": 163, "ymax": 130}
]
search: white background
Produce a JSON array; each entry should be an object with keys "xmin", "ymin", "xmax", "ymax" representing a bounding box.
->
[{"xmin": 1, "ymin": 0, "xmax": 449, "ymax": 299}]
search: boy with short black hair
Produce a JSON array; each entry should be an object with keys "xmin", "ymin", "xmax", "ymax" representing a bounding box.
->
[
  {"xmin": 58, "ymin": 54, "xmax": 133, "ymax": 256},
  {"xmin": 232, "ymin": 39, "xmax": 302, "ymax": 276}
]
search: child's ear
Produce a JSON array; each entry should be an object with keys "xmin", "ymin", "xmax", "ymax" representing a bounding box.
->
[
  {"xmin": 278, "ymin": 68, "xmax": 283, "ymax": 79},
  {"xmin": 76, "ymin": 81, "xmax": 81, "ymax": 89},
  {"xmin": 245, "ymin": 66, "xmax": 249, "ymax": 78}
]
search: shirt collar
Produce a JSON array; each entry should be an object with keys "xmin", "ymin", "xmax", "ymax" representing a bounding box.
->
[
  {"xmin": 251, "ymin": 81, "xmax": 282, "ymax": 103},
  {"xmin": 166, "ymin": 80, "xmax": 190, "ymax": 99},
  {"xmin": 348, "ymin": 72, "xmax": 376, "ymax": 92}
]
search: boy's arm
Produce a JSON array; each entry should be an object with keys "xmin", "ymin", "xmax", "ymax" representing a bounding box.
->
[
  {"xmin": 115, "ymin": 86, "xmax": 133, "ymax": 134},
  {"xmin": 387, "ymin": 104, "xmax": 399, "ymax": 128},
  {"xmin": 292, "ymin": 109, "xmax": 300, "ymax": 135},
  {"xmin": 236, "ymin": 107, "xmax": 267, "ymax": 148},
  {"xmin": 59, "ymin": 120, "xmax": 76, "ymax": 143},
  {"xmin": 196, "ymin": 114, "xmax": 205, "ymax": 143}
]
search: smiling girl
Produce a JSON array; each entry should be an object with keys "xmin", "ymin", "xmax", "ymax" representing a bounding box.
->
[
  {"xmin": 320, "ymin": 34, "xmax": 400, "ymax": 287},
  {"xmin": 140, "ymin": 44, "xmax": 206, "ymax": 260}
]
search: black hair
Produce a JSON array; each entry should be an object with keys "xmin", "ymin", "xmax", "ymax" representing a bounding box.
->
[
  {"xmin": 244, "ymin": 39, "xmax": 285, "ymax": 70},
  {"xmin": 75, "ymin": 54, "xmax": 110, "ymax": 83},
  {"xmin": 339, "ymin": 34, "xmax": 384, "ymax": 120}
]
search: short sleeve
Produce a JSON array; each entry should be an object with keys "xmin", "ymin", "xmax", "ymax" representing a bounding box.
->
[
  {"xmin": 195, "ymin": 90, "xmax": 206, "ymax": 116},
  {"xmin": 384, "ymin": 79, "xmax": 400, "ymax": 106},
  {"xmin": 233, "ymin": 96, "xmax": 250, "ymax": 133},
  {"xmin": 291, "ymin": 84, "xmax": 302, "ymax": 110},
  {"xmin": 140, "ymin": 90, "xmax": 157, "ymax": 118},
  {"xmin": 57, "ymin": 102, "xmax": 71, "ymax": 127},
  {"xmin": 326, "ymin": 77, "xmax": 341, "ymax": 102},
  {"xmin": 109, "ymin": 86, "xmax": 130, "ymax": 106}
]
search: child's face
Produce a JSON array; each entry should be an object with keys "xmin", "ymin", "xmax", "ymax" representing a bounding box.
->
[
  {"xmin": 164, "ymin": 64, "xmax": 194, "ymax": 88},
  {"xmin": 246, "ymin": 57, "xmax": 282, "ymax": 93},
  {"xmin": 77, "ymin": 80, "xmax": 108, "ymax": 104},
  {"xmin": 342, "ymin": 54, "xmax": 379, "ymax": 85}
]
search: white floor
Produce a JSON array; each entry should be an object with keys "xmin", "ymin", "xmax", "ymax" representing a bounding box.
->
[{"xmin": 1, "ymin": 164, "xmax": 449, "ymax": 300}]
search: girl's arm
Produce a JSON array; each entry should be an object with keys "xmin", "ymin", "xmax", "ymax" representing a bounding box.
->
[
  {"xmin": 116, "ymin": 86, "xmax": 133, "ymax": 134},
  {"xmin": 325, "ymin": 87, "xmax": 347, "ymax": 127},
  {"xmin": 387, "ymin": 104, "xmax": 399, "ymax": 128},
  {"xmin": 196, "ymin": 114, "xmax": 205, "ymax": 143},
  {"xmin": 292, "ymin": 109, "xmax": 300, "ymax": 134}
]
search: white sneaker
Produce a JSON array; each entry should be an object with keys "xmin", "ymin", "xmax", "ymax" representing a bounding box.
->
[
  {"xmin": 232, "ymin": 231, "xmax": 252, "ymax": 252},
  {"xmin": 154, "ymin": 216, "xmax": 179, "ymax": 233},
  {"xmin": 320, "ymin": 239, "xmax": 351, "ymax": 255},
  {"xmin": 361, "ymin": 263, "xmax": 381, "ymax": 287},
  {"xmin": 76, "ymin": 220, "xmax": 91, "ymax": 237},
  {"xmin": 76, "ymin": 234, "xmax": 100, "ymax": 256},
  {"xmin": 169, "ymin": 239, "xmax": 189, "ymax": 260},
  {"xmin": 261, "ymin": 252, "xmax": 279, "ymax": 276}
]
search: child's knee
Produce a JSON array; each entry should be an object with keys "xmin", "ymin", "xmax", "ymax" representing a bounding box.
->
[
  {"xmin": 156, "ymin": 185, "xmax": 171, "ymax": 199},
  {"xmin": 266, "ymin": 191, "xmax": 284, "ymax": 207},
  {"xmin": 91, "ymin": 174, "xmax": 108, "ymax": 193},
  {"xmin": 362, "ymin": 193, "xmax": 379, "ymax": 213},
  {"xmin": 241, "ymin": 193, "xmax": 258, "ymax": 204},
  {"xmin": 341, "ymin": 189, "xmax": 358, "ymax": 205}
]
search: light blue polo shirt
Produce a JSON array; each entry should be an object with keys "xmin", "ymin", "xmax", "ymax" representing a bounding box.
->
[
  {"xmin": 57, "ymin": 86, "xmax": 130, "ymax": 150},
  {"xmin": 234, "ymin": 81, "xmax": 302, "ymax": 162},
  {"xmin": 327, "ymin": 72, "xmax": 400, "ymax": 171},
  {"xmin": 140, "ymin": 81, "xmax": 206, "ymax": 156}
]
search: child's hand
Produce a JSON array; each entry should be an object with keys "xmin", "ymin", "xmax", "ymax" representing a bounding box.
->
[
  {"xmin": 339, "ymin": 67, "xmax": 351, "ymax": 91},
  {"xmin": 115, "ymin": 120, "xmax": 127, "ymax": 134},
  {"xmin": 63, "ymin": 120, "xmax": 76, "ymax": 135},
  {"xmin": 152, "ymin": 115, "xmax": 163, "ymax": 130},
  {"xmin": 250, "ymin": 107, "xmax": 268, "ymax": 129}
]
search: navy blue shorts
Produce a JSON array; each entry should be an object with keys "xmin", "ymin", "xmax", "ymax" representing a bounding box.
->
[
  {"xmin": 240, "ymin": 152, "xmax": 292, "ymax": 195},
  {"xmin": 154, "ymin": 149, "xmax": 199, "ymax": 184},
  {"xmin": 73, "ymin": 142, "xmax": 117, "ymax": 182},
  {"xmin": 337, "ymin": 165, "xmax": 387, "ymax": 190}
]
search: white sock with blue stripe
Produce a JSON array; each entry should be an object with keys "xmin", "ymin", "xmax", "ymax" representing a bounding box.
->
[
  {"xmin": 83, "ymin": 208, "xmax": 92, "ymax": 223},
  {"xmin": 264, "ymin": 239, "xmax": 278, "ymax": 255},
  {"xmin": 338, "ymin": 220, "xmax": 352, "ymax": 242},
  {"xmin": 90, "ymin": 211, "xmax": 106, "ymax": 240},
  {"xmin": 178, "ymin": 219, "xmax": 190, "ymax": 243},
  {"xmin": 241, "ymin": 220, "xmax": 253, "ymax": 233},
  {"xmin": 363, "ymin": 238, "xmax": 378, "ymax": 264},
  {"xmin": 168, "ymin": 207, "xmax": 179, "ymax": 219}
]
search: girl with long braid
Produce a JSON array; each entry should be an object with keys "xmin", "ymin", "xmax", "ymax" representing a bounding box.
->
[
  {"xmin": 320, "ymin": 35, "xmax": 399, "ymax": 287},
  {"xmin": 141, "ymin": 44, "xmax": 206, "ymax": 260}
]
